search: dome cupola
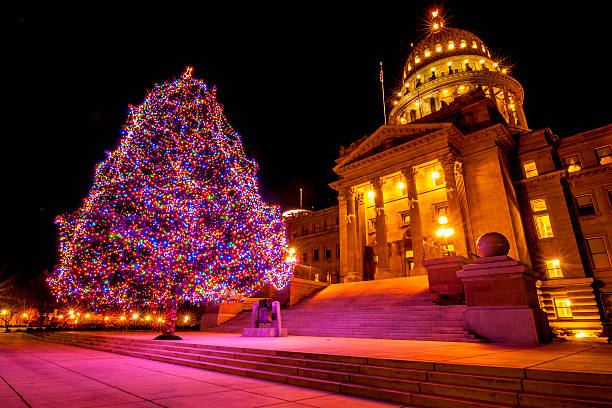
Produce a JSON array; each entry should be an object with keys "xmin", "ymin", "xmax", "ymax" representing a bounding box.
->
[{"xmin": 389, "ymin": 8, "xmax": 528, "ymax": 129}]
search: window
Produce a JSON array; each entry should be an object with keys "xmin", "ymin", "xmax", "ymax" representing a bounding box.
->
[
  {"xmin": 523, "ymin": 161, "xmax": 538, "ymax": 178},
  {"xmin": 554, "ymin": 298, "xmax": 573, "ymax": 318},
  {"xmin": 399, "ymin": 211, "xmax": 410, "ymax": 226},
  {"xmin": 313, "ymin": 248, "xmax": 319, "ymax": 261},
  {"xmin": 302, "ymin": 252, "xmax": 308, "ymax": 263},
  {"xmin": 433, "ymin": 203, "xmax": 448, "ymax": 222},
  {"xmin": 530, "ymin": 198, "xmax": 554, "ymax": 239},
  {"xmin": 545, "ymin": 260, "xmax": 563, "ymax": 278},
  {"xmin": 586, "ymin": 237, "xmax": 611, "ymax": 270},
  {"xmin": 336, "ymin": 244, "xmax": 340, "ymax": 258},
  {"xmin": 530, "ymin": 199, "xmax": 547, "ymax": 212},
  {"xmin": 595, "ymin": 146, "xmax": 612, "ymax": 165},
  {"xmin": 563, "ymin": 154, "xmax": 582, "ymax": 172},
  {"xmin": 575, "ymin": 194, "xmax": 596, "ymax": 216},
  {"xmin": 324, "ymin": 247, "xmax": 331, "ymax": 259},
  {"xmin": 312, "ymin": 223, "xmax": 318, "ymax": 233},
  {"xmin": 368, "ymin": 218, "xmax": 376, "ymax": 233}
]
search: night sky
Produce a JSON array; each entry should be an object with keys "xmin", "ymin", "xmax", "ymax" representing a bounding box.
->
[{"xmin": 5, "ymin": 2, "xmax": 609, "ymax": 281}]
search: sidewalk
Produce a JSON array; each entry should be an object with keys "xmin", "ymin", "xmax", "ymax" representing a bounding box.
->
[{"xmin": 0, "ymin": 333, "xmax": 404, "ymax": 408}]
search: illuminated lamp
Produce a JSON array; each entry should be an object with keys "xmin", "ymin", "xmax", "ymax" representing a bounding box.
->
[
  {"xmin": 367, "ymin": 190, "xmax": 375, "ymax": 200},
  {"xmin": 415, "ymin": 57, "xmax": 421, "ymax": 63},
  {"xmin": 425, "ymin": 50, "xmax": 431, "ymax": 57},
  {"xmin": 448, "ymin": 42, "xmax": 455, "ymax": 50},
  {"xmin": 397, "ymin": 181, "xmax": 405, "ymax": 190},
  {"xmin": 436, "ymin": 45, "xmax": 442, "ymax": 52},
  {"xmin": 397, "ymin": 92, "xmax": 402, "ymax": 97}
]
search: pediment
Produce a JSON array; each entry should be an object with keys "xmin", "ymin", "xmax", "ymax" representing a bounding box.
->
[{"xmin": 334, "ymin": 123, "xmax": 453, "ymax": 173}]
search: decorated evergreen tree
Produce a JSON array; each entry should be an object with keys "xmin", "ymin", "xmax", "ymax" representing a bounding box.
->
[{"xmin": 48, "ymin": 68, "xmax": 293, "ymax": 338}]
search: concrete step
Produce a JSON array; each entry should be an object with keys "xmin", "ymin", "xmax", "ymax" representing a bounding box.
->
[{"xmin": 32, "ymin": 332, "xmax": 612, "ymax": 407}]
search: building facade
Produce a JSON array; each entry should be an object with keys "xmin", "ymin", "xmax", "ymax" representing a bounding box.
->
[
  {"xmin": 323, "ymin": 12, "xmax": 612, "ymax": 336},
  {"xmin": 284, "ymin": 207, "xmax": 341, "ymax": 284}
]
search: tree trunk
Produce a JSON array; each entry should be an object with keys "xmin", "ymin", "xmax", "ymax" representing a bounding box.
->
[
  {"xmin": 154, "ymin": 299, "xmax": 182, "ymax": 340},
  {"xmin": 162, "ymin": 302, "xmax": 177, "ymax": 336}
]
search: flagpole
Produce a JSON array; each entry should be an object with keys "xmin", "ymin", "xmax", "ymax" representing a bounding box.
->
[{"xmin": 379, "ymin": 61, "xmax": 387, "ymax": 125}]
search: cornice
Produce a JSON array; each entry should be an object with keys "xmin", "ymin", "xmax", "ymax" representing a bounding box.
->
[{"xmin": 333, "ymin": 125, "xmax": 464, "ymax": 179}]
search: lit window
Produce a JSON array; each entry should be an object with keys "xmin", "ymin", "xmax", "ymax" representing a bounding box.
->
[
  {"xmin": 586, "ymin": 237, "xmax": 611, "ymax": 270},
  {"xmin": 436, "ymin": 44, "xmax": 442, "ymax": 52},
  {"xmin": 530, "ymin": 199, "xmax": 553, "ymax": 238},
  {"xmin": 545, "ymin": 260, "xmax": 563, "ymax": 278},
  {"xmin": 563, "ymin": 154, "xmax": 582, "ymax": 172},
  {"xmin": 534, "ymin": 214, "xmax": 554, "ymax": 239},
  {"xmin": 530, "ymin": 199, "xmax": 547, "ymax": 212},
  {"xmin": 472, "ymin": 41, "xmax": 477, "ymax": 49},
  {"xmin": 575, "ymin": 194, "xmax": 596, "ymax": 216},
  {"xmin": 460, "ymin": 40, "xmax": 466, "ymax": 48},
  {"xmin": 424, "ymin": 49, "xmax": 431, "ymax": 57},
  {"xmin": 448, "ymin": 41, "xmax": 455, "ymax": 50},
  {"xmin": 523, "ymin": 161, "xmax": 538, "ymax": 178},
  {"xmin": 595, "ymin": 146, "xmax": 612, "ymax": 165},
  {"xmin": 554, "ymin": 298, "xmax": 573, "ymax": 318}
]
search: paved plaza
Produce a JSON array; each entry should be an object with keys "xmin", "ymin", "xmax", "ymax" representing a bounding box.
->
[
  {"xmin": 2, "ymin": 332, "xmax": 612, "ymax": 407},
  {"xmin": 0, "ymin": 333, "xmax": 402, "ymax": 408}
]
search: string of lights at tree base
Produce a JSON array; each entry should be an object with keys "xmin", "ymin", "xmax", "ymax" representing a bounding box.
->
[{"xmin": 48, "ymin": 67, "xmax": 294, "ymax": 312}]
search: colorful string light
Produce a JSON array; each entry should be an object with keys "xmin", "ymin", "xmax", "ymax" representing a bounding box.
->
[{"xmin": 48, "ymin": 68, "xmax": 293, "ymax": 312}]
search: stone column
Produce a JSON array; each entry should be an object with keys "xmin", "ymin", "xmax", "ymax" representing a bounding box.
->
[
  {"xmin": 502, "ymin": 87, "xmax": 516, "ymax": 126},
  {"xmin": 439, "ymin": 154, "xmax": 469, "ymax": 258},
  {"xmin": 344, "ymin": 187, "xmax": 361, "ymax": 282},
  {"xmin": 355, "ymin": 191, "xmax": 366, "ymax": 279},
  {"xmin": 487, "ymin": 84, "xmax": 497, "ymax": 109},
  {"xmin": 372, "ymin": 178, "xmax": 391, "ymax": 280},
  {"xmin": 402, "ymin": 167, "xmax": 425, "ymax": 276},
  {"xmin": 516, "ymin": 102, "xmax": 528, "ymax": 129}
]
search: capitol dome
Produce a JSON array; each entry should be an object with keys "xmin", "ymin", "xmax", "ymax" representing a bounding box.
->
[{"xmin": 389, "ymin": 10, "xmax": 528, "ymax": 129}]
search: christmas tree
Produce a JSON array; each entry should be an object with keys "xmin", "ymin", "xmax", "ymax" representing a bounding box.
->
[{"xmin": 48, "ymin": 68, "xmax": 293, "ymax": 338}]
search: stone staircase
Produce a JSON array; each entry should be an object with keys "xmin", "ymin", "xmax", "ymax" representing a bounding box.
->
[
  {"xmin": 32, "ymin": 332, "xmax": 612, "ymax": 408},
  {"xmin": 212, "ymin": 276, "xmax": 483, "ymax": 342}
]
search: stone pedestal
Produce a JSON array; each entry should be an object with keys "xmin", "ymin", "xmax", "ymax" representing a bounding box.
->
[
  {"xmin": 457, "ymin": 255, "xmax": 551, "ymax": 344},
  {"xmin": 242, "ymin": 300, "xmax": 287, "ymax": 337},
  {"xmin": 422, "ymin": 256, "xmax": 469, "ymax": 304}
]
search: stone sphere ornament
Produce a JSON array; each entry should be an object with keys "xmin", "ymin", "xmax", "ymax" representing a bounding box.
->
[{"xmin": 476, "ymin": 232, "xmax": 510, "ymax": 257}]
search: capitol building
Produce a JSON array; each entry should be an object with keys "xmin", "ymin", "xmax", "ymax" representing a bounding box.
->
[{"xmin": 284, "ymin": 9, "xmax": 612, "ymax": 339}]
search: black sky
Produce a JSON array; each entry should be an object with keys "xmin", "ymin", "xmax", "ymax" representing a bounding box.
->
[{"xmin": 4, "ymin": 2, "xmax": 610, "ymax": 280}]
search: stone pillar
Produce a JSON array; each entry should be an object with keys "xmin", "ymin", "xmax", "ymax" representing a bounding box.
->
[
  {"xmin": 402, "ymin": 167, "xmax": 425, "ymax": 275},
  {"xmin": 502, "ymin": 87, "xmax": 516, "ymax": 126},
  {"xmin": 372, "ymin": 178, "xmax": 391, "ymax": 280},
  {"xmin": 439, "ymin": 154, "xmax": 469, "ymax": 258},
  {"xmin": 344, "ymin": 187, "xmax": 360, "ymax": 282},
  {"xmin": 516, "ymin": 102, "xmax": 528, "ymax": 129},
  {"xmin": 487, "ymin": 84, "xmax": 497, "ymax": 107},
  {"xmin": 355, "ymin": 192, "xmax": 366, "ymax": 279}
]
